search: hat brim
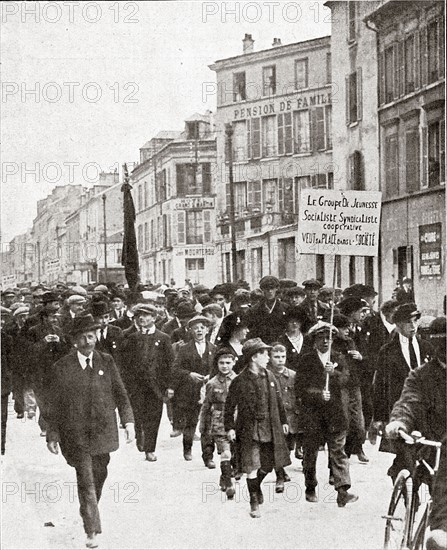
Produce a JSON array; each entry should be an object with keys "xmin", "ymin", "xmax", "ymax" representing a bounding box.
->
[{"xmin": 70, "ymin": 323, "xmax": 101, "ymax": 336}]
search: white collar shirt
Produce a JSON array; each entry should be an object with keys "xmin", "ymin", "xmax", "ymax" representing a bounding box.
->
[
  {"xmin": 77, "ymin": 351, "xmax": 94, "ymax": 370},
  {"xmin": 380, "ymin": 312, "xmax": 395, "ymax": 334},
  {"xmin": 398, "ymin": 333, "xmax": 420, "ymax": 369},
  {"xmin": 195, "ymin": 341, "xmax": 206, "ymax": 357}
]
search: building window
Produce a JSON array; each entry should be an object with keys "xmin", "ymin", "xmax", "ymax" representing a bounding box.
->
[
  {"xmin": 236, "ymin": 250, "xmax": 245, "ymax": 280},
  {"xmin": 325, "ymin": 105, "xmax": 332, "ymax": 150},
  {"xmin": 346, "ymin": 68, "xmax": 362, "ymax": 124},
  {"xmin": 137, "ymin": 185, "xmax": 142, "ymax": 212},
  {"xmin": 186, "ymin": 211, "xmax": 203, "ymax": 245},
  {"xmin": 364, "ymin": 256, "xmax": 374, "ymax": 287},
  {"xmin": 349, "ymin": 255, "xmax": 356, "ymax": 285},
  {"xmin": 233, "ymin": 120, "xmax": 246, "ymax": 161},
  {"xmin": 326, "ymin": 53, "xmax": 332, "ymax": 85},
  {"xmin": 186, "ymin": 120, "xmax": 200, "ymax": 140},
  {"xmin": 405, "ymin": 35, "xmax": 416, "ymax": 94},
  {"xmin": 247, "ymin": 181, "xmax": 261, "ymax": 211},
  {"xmin": 162, "ymin": 214, "xmax": 168, "ymax": 248},
  {"xmin": 137, "ymin": 224, "xmax": 143, "ymax": 251},
  {"xmin": 348, "ymin": 1, "xmax": 357, "ymax": 42},
  {"xmin": 312, "ymin": 107, "xmax": 326, "ymax": 151},
  {"xmin": 293, "ymin": 110, "xmax": 310, "ymax": 153},
  {"xmin": 150, "ymin": 219, "xmax": 155, "ymax": 248},
  {"xmin": 261, "ymin": 115, "xmax": 276, "ymax": 157},
  {"xmin": 427, "ymin": 19, "xmax": 440, "ymax": 84},
  {"xmin": 144, "ymin": 222, "xmax": 149, "ymax": 251},
  {"xmin": 295, "ymin": 58, "xmax": 308, "ymax": 89},
  {"xmin": 233, "ymin": 72, "xmax": 246, "ymax": 101},
  {"xmin": 223, "ymin": 252, "xmax": 231, "ymax": 282},
  {"xmin": 262, "ymin": 179, "xmax": 278, "ymax": 211},
  {"xmin": 405, "ymin": 129, "xmax": 420, "ymax": 194},
  {"xmin": 427, "ymin": 119, "xmax": 445, "ymax": 187},
  {"xmin": 116, "ymin": 248, "xmax": 122, "ymax": 264},
  {"xmin": 144, "ymin": 181, "xmax": 148, "ymax": 208},
  {"xmin": 176, "ymin": 163, "xmax": 210, "ymax": 196},
  {"xmin": 278, "ymin": 178, "xmax": 294, "ymax": 213},
  {"xmin": 384, "ymin": 45, "xmax": 396, "ymax": 103},
  {"xmin": 311, "ymin": 173, "xmax": 329, "ymax": 189},
  {"xmin": 262, "ymin": 65, "xmax": 276, "ymax": 96},
  {"xmin": 203, "ymin": 210, "xmax": 211, "ymax": 243},
  {"xmin": 348, "ymin": 150, "xmax": 364, "ymax": 190},
  {"xmin": 247, "ymin": 118, "xmax": 261, "ymax": 159},
  {"xmin": 385, "ymin": 134, "xmax": 399, "ymax": 198},
  {"xmin": 234, "ymin": 181, "xmax": 247, "ymax": 214},
  {"xmin": 278, "ymin": 112, "xmax": 293, "ymax": 156}
]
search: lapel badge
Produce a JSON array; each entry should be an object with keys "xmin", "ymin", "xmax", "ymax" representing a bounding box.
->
[{"xmin": 98, "ymin": 370, "xmax": 104, "ymax": 376}]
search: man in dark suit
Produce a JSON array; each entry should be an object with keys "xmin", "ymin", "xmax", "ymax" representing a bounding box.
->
[
  {"xmin": 119, "ymin": 303, "xmax": 174, "ymax": 461},
  {"xmin": 246, "ymin": 276, "xmax": 289, "ymax": 345},
  {"xmin": 90, "ymin": 301, "xmax": 123, "ymax": 361},
  {"xmin": 46, "ymin": 314, "xmax": 134, "ymax": 549},
  {"xmin": 300, "ymin": 279, "xmax": 330, "ymax": 325},
  {"xmin": 295, "ymin": 322, "xmax": 358, "ymax": 507},
  {"xmin": 59, "ymin": 294, "xmax": 86, "ymax": 337},
  {"xmin": 373, "ymin": 303, "xmax": 435, "ymax": 482},
  {"xmin": 171, "ymin": 315, "xmax": 216, "ymax": 463}
]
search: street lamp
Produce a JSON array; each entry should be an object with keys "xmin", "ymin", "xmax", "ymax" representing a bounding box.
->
[{"xmin": 225, "ymin": 123, "xmax": 238, "ymax": 283}]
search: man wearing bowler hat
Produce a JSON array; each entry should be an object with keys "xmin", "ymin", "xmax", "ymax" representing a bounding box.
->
[
  {"xmin": 301, "ymin": 279, "xmax": 330, "ymax": 325},
  {"xmin": 46, "ymin": 314, "xmax": 134, "ymax": 549},
  {"xmin": 246, "ymin": 276, "xmax": 289, "ymax": 345},
  {"xmin": 90, "ymin": 301, "xmax": 123, "ymax": 361},
  {"xmin": 119, "ymin": 303, "xmax": 174, "ymax": 461},
  {"xmin": 373, "ymin": 303, "xmax": 435, "ymax": 481}
]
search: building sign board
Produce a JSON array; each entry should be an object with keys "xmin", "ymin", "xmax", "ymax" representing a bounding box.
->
[
  {"xmin": 419, "ymin": 223, "xmax": 442, "ymax": 277},
  {"xmin": 234, "ymin": 92, "xmax": 332, "ymax": 120},
  {"xmin": 2, "ymin": 274, "xmax": 17, "ymax": 288},
  {"xmin": 173, "ymin": 197, "xmax": 214, "ymax": 210},
  {"xmin": 297, "ymin": 189, "xmax": 382, "ymax": 257},
  {"xmin": 175, "ymin": 247, "xmax": 215, "ymax": 256}
]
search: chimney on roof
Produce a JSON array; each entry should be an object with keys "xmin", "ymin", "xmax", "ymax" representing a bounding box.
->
[
  {"xmin": 272, "ymin": 38, "xmax": 282, "ymax": 47},
  {"xmin": 243, "ymin": 34, "xmax": 254, "ymax": 54}
]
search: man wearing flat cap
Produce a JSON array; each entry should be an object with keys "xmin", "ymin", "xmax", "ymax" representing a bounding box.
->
[
  {"xmin": 295, "ymin": 322, "xmax": 358, "ymax": 507},
  {"xmin": 300, "ymin": 279, "xmax": 330, "ymax": 325},
  {"xmin": 46, "ymin": 314, "xmax": 134, "ymax": 549},
  {"xmin": 171, "ymin": 315, "xmax": 216, "ymax": 463},
  {"xmin": 119, "ymin": 303, "xmax": 174, "ymax": 461},
  {"xmin": 90, "ymin": 301, "xmax": 123, "ymax": 361},
  {"xmin": 246, "ymin": 276, "xmax": 289, "ymax": 344},
  {"xmin": 373, "ymin": 303, "xmax": 435, "ymax": 482},
  {"xmin": 224, "ymin": 337, "xmax": 290, "ymax": 518}
]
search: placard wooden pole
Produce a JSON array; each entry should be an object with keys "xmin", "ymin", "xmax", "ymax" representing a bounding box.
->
[{"xmin": 324, "ymin": 255, "xmax": 338, "ymax": 392}]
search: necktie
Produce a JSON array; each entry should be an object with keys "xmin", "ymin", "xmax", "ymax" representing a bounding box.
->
[
  {"xmin": 100, "ymin": 329, "xmax": 104, "ymax": 341},
  {"xmin": 85, "ymin": 357, "xmax": 92, "ymax": 369},
  {"xmin": 409, "ymin": 338, "xmax": 418, "ymax": 369}
]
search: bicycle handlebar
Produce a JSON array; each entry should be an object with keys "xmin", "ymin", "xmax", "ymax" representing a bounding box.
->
[{"xmin": 398, "ymin": 429, "xmax": 442, "ymax": 448}]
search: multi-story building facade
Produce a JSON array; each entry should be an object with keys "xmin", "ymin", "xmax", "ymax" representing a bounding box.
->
[
  {"xmin": 366, "ymin": 0, "xmax": 445, "ymax": 315},
  {"xmin": 31, "ymin": 185, "xmax": 84, "ymax": 284},
  {"xmin": 326, "ymin": 1, "xmax": 381, "ymax": 292},
  {"xmin": 210, "ymin": 35, "xmax": 335, "ymax": 288},
  {"xmin": 64, "ymin": 172, "xmax": 124, "ymax": 284},
  {"xmin": 132, "ymin": 113, "xmax": 217, "ymax": 286},
  {"xmin": 1, "ymin": 229, "xmax": 34, "ymax": 287}
]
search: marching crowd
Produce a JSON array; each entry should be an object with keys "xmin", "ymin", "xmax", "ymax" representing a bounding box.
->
[{"xmin": 1, "ymin": 276, "xmax": 446, "ymax": 549}]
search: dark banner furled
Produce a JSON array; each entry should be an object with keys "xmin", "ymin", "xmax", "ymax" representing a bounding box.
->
[{"xmin": 121, "ymin": 163, "xmax": 140, "ymax": 290}]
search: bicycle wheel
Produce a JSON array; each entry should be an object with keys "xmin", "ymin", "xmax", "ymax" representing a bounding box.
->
[
  {"xmin": 411, "ymin": 503, "xmax": 429, "ymax": 550},
  {"xmin": 384, "ymin": 470, "xmax": 413, "ymax": 549}
]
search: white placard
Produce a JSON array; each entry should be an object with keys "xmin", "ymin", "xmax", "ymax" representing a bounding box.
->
[{"xmin": 298, "ymin": 189, "xmax": 382, "ymax": 257}]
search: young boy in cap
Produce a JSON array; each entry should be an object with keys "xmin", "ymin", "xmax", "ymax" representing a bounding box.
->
[
  {"xmin": 301, "ymin": 279, "xmax": 330, "ymax": 325},
  {"xmin": 295, "ymin": 322, "xmax": 358, "ymax": 507},
  {"xmin": 268, "ymin": 343, "xmax": 299, "ymax": 493},
  {"xmin": 224, "ymin": 338, "xmax": 290, "ymax": 518},
  {"xmin": 199, "ymin": 347, "xmax": 237, "ymax": 499},
  {"xmin": 171, "ymin": 315, "xmax": 216, "ymax": 462}
]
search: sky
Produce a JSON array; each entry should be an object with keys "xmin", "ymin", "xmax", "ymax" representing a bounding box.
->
[{"xmin": 1, "ymin": 0, "xmax": 331, "ymax": 243}]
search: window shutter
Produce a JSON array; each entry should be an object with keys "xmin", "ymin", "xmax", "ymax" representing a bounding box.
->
[
  {"xmin": 247, "ymin": 119, "xmax": 252, "ymax": 159},
  {"xmin": 345, "ymin": 75, "xmax": 350, "ymax": 124},
  {"xmin": 203, "ymin": 210, "xmax": 211, "ymax": 243},
  {"xmin": 421, "ymin": 126, "xmax": 428, "ymax": 189},
  {"xmin": 176, "ymin": 165, "xmax": 185, "ymax": 197},
  {"xmin": 356, "ymin": 68, "xmax": 362, "ymax": 121},
  {"xmin": 310, "ymin": 109, "xmax": 316, "ymax": 150},
  {"xmin": 278, "ymin": 113, "xmax": 284, "ymax": 156},
  {"xmin": 177, "ymin": 211, "xmax": 185, "ymax": 244},
  {"xmin": 414, "ymin": 31, "xmax": 420, "ymax": 90},
  {"xmin": 379, "ymin": 51, "xmax": 385, "ymax": 105},
  {"xmin": 202, "ymin": 163, "xmax": 211, "ymax": 194},
  {"xmin": 420, "ymin": 27, "xmax": 427, "ymax": 87},
  {"xmin": 440, "ymin": 18, "xmax": 445, "ymax": 78},
  {"xmin": 398, "ymin": 42, "xmax": 405, "ymax": 97},
  {"xmin": 285, "ymin": 112, "xmax": 293, "ymax": 155},
  {"xmin": 392, "ymin": 43, "xmax": 399, "ymax": 100}
]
